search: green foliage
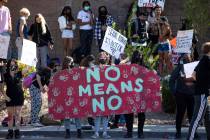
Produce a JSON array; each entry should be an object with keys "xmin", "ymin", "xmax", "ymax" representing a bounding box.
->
[
  {"xmin": 184, "ymin": 0, "xmax": 210, "ymax": 38},
  {"xmin": 161, "ymin": 79, "xmax": 176, "ymax": 114},
  {"xmin": 124, "ymin": 1, "xmax": 159, "ymax": 70}
]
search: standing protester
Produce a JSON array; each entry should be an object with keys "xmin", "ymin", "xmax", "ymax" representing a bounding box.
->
[
  {"xmin": 0, "ymin": 0, "xmax": 11, "ymax": 94},
  {"xmin": 80, "ymin": 55, "xmax": 96, "ymax": 127},
  {"xmin": 124, "ymin": 50, "xmax": 145, "ymax": 139},
  {"xmin": 29, "ymin": 63, "xmax": 55, "ymax": 127},
  {"xmin": 187, "ymin": 42, "xmax": 210, "ymax": 140},
  {"xmin": 62, "ymin": 56, "xmax": 82, "ymax": 138},
  {"xmin": 77, "ymin": 1, "xmax": 94, "ymax": 57},
  {"xmin": 131, "ymin": 10, "xmax": 149, "ymax": 46},
  {"xmin": 148, "ymin": 5, "xmax": 168, "ymax": 45},
  {"xmin": 15, "ymin": 8, "xmax": 30, "ymax": 59},
  {"xmin": 94, "ymin": 6, "xmax": 114, "ymax": 51},
  {"xmin": 16, "ymin": 8, "xmax": 30, "ymax": 39},
  {"xmin": 58, "ymin": 6, "xmax": 76, "ymax": 57},
  {"xmin": 28, "ymin": 13, "xmax": 54, "ymax": 69},
  {"xmin": 158, "ymin": 22, "xmax": 173, "ymax": 75},
  {"xmin": 2, "ymin": 59, "xmax": 24, "ymax": 139},
  {"xmin": 91, "ymin": 52, "xmax": 111, "ymax": 139},
  {"xmin": 0, "ymin": 0, "xmax": 12, "ymax": 36},
  {"xmin": 169, "ymin": 54, "xmax": 195, "ymax": 139}
]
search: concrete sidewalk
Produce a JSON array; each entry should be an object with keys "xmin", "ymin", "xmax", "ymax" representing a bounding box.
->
[{"xmin": 0, "ymin": 125, "xmax": 207, "ymax": 139}]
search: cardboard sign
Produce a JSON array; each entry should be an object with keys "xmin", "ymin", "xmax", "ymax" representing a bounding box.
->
[
  {"xmin": 48, "ymin": 64, "xmax": 161, "ymax": 119},
  {"xmin": 0, "ymin": 35, "xmax": 10, "ymax": 59},
  {"xmin": 19, "ymin": 39, "xmax": 37, "ymax": 67},
  {"xmin": 175, "ymin": 30, "xmax": 193, "ymax": 53},
  {"xmin": 184, "ymin": 61, "xmax": 199, "ymax": 78},
  {"xmin": 101, "ymin": 27, "xmax": 127, "ymax": 59},
  {"xmin": 138, "ymin": 0, "xmax": 165, "ymax": 9}
]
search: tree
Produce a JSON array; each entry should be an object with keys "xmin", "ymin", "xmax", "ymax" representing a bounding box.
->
[{"xmin": 184, "ymin": 0, "xmax": 210, "ymax": 43}]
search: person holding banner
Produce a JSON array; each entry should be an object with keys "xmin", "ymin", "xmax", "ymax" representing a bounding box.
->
[
  {"xmin": 124, "ymin": 50, "xmax": 145, "ymax": 139},
  {"xmin": 29, "ymin": 63, "xmax": 55, "ymax": 127},
  {"xmin": 15, "ymin": 8, "xmax": 30, "ymax": 59},
  {"xmin": 77, "ymin": 1, "xmax": 94, "ymax": 57},
  {"xmin": 2, "ymin": 59, "xmax": 25, "ymax": 139},
  {"xmin": 91, "ymin": 52, "xmax": 111, "ymax": 139},
  {"xmin": 61, "ymin": 56, "xmax": 82, "ymax": 138},
  {"xmin": 187, "ymin": 43, "xmax": 210, "ymax": 140},
  {"xmin": 28, "ymin": 13, "xmax": 54, "ymax": 69},
  {"xmin": 58, "ymin": 6, "xmax": 76, "ymax": 57},
  {"xmin": 94, "ymin": 6, "xmax": 114, "ymax": 52}
]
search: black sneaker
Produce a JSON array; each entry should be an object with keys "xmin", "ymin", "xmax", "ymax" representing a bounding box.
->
[
  {"xmin": 77, "ymin": 129, "xmax": 82, "ymax": 138},
  {"xmin": 124, "ymin": 133, "xmax": 132, "ymax": 138},
  {"xmin": 194, "ymin": 133, "xmax": 199, "ymax": 139},
  {"xmin": 110, "ymin": 124, "xmax": 119, "ymax": 129},
  {"xmin": 65, "ymin": 129, "xmax": 70, "ymax": 139},
  {"xmin": 175, "ymin": 132, "xmax": 181, "ymax": 139},
  {"xmin": 138, "ymin": 133, "xmax": 145, "ymax": 139},
  {"xmin": 6, "ymin": 129, "xmax": 13, "ymax": 139},
  {"xmin": 14, "ymin": 129, "xmax": 20, "ymax": 139}
]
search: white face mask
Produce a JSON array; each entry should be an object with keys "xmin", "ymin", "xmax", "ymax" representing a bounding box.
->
[{"xmin": 89, "ymin": 62, "xmax": 95, "ymax": 67}]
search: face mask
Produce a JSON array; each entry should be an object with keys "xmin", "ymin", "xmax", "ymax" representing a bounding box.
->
[
  {"xmin": 89, "ymin": 62, "xmax": 95, "ymax": 67},
  {"xmin": 84, "ymin": 6, "xmax": 90, "ymax": 11},
  {"xmin": 99, "ymin": 59, "xmax": 107, "ymax": 65}
]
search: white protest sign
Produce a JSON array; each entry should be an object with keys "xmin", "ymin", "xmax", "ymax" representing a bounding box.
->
[
  {"xmin": 19, "ymin": 39, "xmax": 37, "ymax": 67},
  {"xmin": 184, "ymin": 61, "xmax": 199, "ymax": 78},
  {"xmin": 0, "ymin": 35, "xmax": 10, "ymax": 59},
  {"xmin": 175, "ymin": 30, "xmax": 193, "ymax": 53},
  {"xmin": 138, "ymin": 0, "xmax": 165, "ymax": 9},
  {"xmin": 156, "ymin": 0, "xmax": 165, "ymax": 9},
  {"xmin": 101, "ymin": 27, "xmax": 127, "ymax": 58}
]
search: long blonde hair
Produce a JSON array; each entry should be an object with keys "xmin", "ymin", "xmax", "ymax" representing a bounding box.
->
[{"xmin": 35, "ymin": 13, "xmax": 47, "ymax": 34}]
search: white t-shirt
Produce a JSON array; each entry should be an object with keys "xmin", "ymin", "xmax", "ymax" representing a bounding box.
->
[{"xmin": 77, "ymin": 10, "xmax": 92, "ymax": 30}]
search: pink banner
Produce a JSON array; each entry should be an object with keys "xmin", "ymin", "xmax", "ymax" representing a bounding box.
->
[{"xmin": 48, "ymin": 64, "xmax": 161, "ymax": 119}]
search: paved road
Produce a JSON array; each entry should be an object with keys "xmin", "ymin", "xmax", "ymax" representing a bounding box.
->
[{"xmin": 0, "ymin": 137, "xmax": 199, "ymax": 140}]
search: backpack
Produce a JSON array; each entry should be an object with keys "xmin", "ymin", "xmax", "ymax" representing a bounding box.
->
[{"xmin": 23, "ymin": 72, "xmax": 36, "ymax": 89}]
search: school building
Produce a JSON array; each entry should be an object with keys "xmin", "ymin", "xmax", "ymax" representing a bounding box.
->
[{"xmin": 7, "ymin": 0, "xmax": 184, "ymax": 59}]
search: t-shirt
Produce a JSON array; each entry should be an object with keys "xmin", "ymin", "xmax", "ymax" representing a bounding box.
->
[
  {"xmin": 0, "ymin": 6, "xmax": 11, "ymax": 34},
  {"xmin": 77, "ymin": 10, "xmax": 92, "ymax": 30},
  {"xmin": 194, "ymin": 55, "xmax": 210, "ymax": 95}
]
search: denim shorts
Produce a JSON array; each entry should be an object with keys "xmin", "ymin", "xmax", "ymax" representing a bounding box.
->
[{"xmin": 158, "ymin": 43, "xmax": 170, "ymax": 52}]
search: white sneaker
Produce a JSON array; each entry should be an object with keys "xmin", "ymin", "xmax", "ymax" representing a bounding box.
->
[
  {"xmin": 31, "ymin": 122, "xmax": 44, "ymax": 127},
  {"xmin": 103, "ymin": 132, "xmax": 111, "ymax": 139},
  {"xmin": 91, "ymin": 133, "xmax": 99, "ymax": 139}
]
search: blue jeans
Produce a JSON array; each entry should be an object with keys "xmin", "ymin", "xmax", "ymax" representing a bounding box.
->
[
  {"xmin": 94, "ymin": 116, "xmax": 109, "ymax": 133},
  {"xmin": 37, "ymin": 46, "xmax": 48, "ymax": 69},
  {"xmin": 0, "ymin": 32, "xmax": 11, "ymax": 59},
  {"xmin": 64, "ymin": 119, "xmax": 82, "ymax": 130}
]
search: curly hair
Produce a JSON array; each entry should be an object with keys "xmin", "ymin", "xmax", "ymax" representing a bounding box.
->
[{"xmin": 62, "ymin": 56, "xmax": 74, "ymax": 70}]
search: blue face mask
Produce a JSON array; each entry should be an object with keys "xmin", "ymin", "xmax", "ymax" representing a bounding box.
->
[{"xmin": 84, "ymin": 6, "xmax": 90, "ymax": 11}]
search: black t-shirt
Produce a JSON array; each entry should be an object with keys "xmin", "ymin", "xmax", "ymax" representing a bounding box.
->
[
  {"xmin": 194, "ymin": 55, "xmax": 210, "ymax": 95},
  {"xmin": 4, "ymin": 71, "xmax": 23, "ymax": 96},
  {"xmin": 32, "ymin": 68, "xmax": 52, "ymax": 89},
  {"xmin": 28, "ymin": 23, "xmax": 54, "ymax": 47}
]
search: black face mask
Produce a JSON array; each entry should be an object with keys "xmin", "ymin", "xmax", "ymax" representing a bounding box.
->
[
  {"xmin": 10, "ymin": 65, "xmax": 18, "ymax": 71},
  {"xmin": 99, "ymin": 11, "xmax": 107, "ymax": 16},
  {"xmin": 99, "ymin": 59, "xmax": 107, "ymax": 65},
  {"xmin": 99, "ymin": 9, "xmax": 108, "ymax": 20}
]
